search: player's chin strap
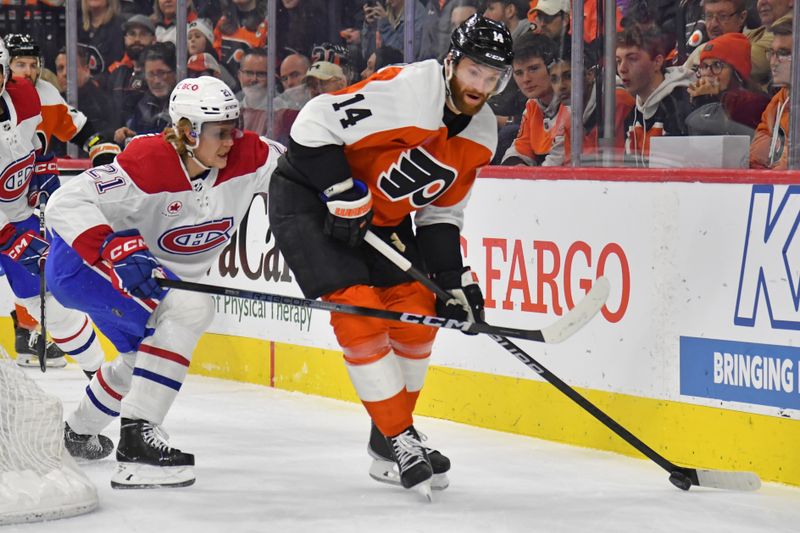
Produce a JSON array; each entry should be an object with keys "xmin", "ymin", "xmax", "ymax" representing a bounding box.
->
[{"xmin": 183, "ymin": 128, "xmax": 211, "ymax": 171}]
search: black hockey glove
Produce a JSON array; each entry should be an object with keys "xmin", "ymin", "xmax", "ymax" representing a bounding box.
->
[
  {"xmin": 431, "ymin": 267, "xmax": 485, "ymax": 335},
  {"xmin": 320, "ymin": 178, "xmax": 373, "ymax": 247}
]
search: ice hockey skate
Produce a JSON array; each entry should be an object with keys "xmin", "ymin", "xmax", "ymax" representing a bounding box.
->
[
  {"xmin": 376, "ymin": 426, "xmax": 434, "ymax": 500},
  {"xmin": 111, "ymin": 418, "xmax": 195, "ymax": 489},
  {"xmin": 15, "ymin": 328, "xmax": 67, "ymax": 368},
  {"xmin": 368, "ymin": 422, "xmax": 450, "ymax": 491},
  {"xmin": 64, "ymin": 421, "xmax": 114, "ymax": 461}
]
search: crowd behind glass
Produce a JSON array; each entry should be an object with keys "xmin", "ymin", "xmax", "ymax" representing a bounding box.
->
[{"xmin": 0, "ymin": 0, "xmax": 794, "ymax": 169}]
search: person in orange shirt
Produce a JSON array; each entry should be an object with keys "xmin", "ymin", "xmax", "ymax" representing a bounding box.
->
[
  {"xmin": 502, "ymin": 32, "xmax": 570, "ymax": 165},
  {"xmin": 269, "ymin": 15, "xmax": 513, "ymax": 498},
  {"xmin": 749, "ymin": 19, "xmax": 792, "ymax": 170},
  {"xmin": 213, "ymin": 0, "xmax": 267, "ymax": 78}
]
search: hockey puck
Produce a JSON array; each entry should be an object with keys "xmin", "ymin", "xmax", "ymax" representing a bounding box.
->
[{"xmin": 668, "ymin": 471, "xmax": 693, "ymax": 491}]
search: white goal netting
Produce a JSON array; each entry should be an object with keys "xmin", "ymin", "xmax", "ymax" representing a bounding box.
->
[{"xmin": 0, "ymin": 346, "xmax": 98, "ymax": 525}]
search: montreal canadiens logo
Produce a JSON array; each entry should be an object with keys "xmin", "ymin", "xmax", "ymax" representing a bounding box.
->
[
  {"xmin": 158, "ymin": 218, "xmax": 234, "ymax": 255},
  {"xmin": 0, "ymin": 152, "xmax": 35, "ymax": 202}
]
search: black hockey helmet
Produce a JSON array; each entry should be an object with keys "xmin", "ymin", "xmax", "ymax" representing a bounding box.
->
[
  {"xmin": 449, "ymin": 14, "xmax": 514, "ymax": 70},
  {"xmin": 4, "ymin": 33, "xmax": 40, "ymax": 59}
]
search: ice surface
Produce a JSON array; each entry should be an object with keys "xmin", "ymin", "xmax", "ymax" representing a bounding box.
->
[{"xmin": 5, "ymin": 366, "xmax": 798, "ymax": 533}]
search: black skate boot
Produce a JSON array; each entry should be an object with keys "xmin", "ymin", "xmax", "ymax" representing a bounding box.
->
[
  {"xmin": 15, "ymin": 326, "xmax": 67, "ymax": 368},
  {"xmin": 111, "ymin": 418, "xmax": 195, "ymax": 489},
  {"xmin": 368, "ymin": 421, "xmax": 450, "ymax": 490},
  {"xmin": 383, "ymin": 426, "xmax": 433, "ymax": 499},
  {"xmin": 64, "ymin": 422, "xmax": 115, "ymax": 461}
]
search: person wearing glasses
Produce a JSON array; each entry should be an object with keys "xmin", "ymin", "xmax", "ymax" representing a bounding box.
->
[
  {"xmin": 234, "ymin": 47, "xmax": 271, "ymax": 135},
  {"xmin": 682, "ymin": 0, "xmax": 771, "ymax": 90},
  {"xmin": 685, "ymin": 33, "xmax": 770, "ymax": 137},
  {"xmin": 114, "ymin": 42, "xmax": 177, "ymax": 144},
  {"xmin": 748, "ymin": 0, "xmax": 794, "ymax": 88},
  {"xmin": 528, "ymin": 0, "xmax": 569, "ymax": 44},
  {"xmin": 750, "ymin": 19, "xmax": 792, "ymax": 169}
]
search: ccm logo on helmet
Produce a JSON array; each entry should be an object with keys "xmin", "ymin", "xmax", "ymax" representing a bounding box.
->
[
  {"xmin": 0, "ymin": 152, "xmax": 35, "ymax": 202},
  {"xmin": 177, "ymin": 82, "xmax": 200, "ymax": 91},
  {"xmin": 158, "ymin": 218, "xmax": 234, "ymax": 255}
]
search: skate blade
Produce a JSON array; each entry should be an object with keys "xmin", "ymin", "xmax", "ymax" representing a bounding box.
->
[
  {"xmin": 369, "ymin": 458, "xmax": 449, "ymax": 490},
  {"xmin": 111, "ymin": 462, "xmax": 195, "ymax": 489},
  {"xmin": 414, "ymin": 478, "xmax": 433, "ymax": 503},
  {"xmin": 16, "ymin": 354, "xmax": 67, "ymax": 368}
]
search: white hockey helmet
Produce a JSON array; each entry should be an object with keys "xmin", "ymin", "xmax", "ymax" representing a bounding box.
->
[{"xmin": 168, "ymin": 76, "xmax": 240, "ymax": 138}]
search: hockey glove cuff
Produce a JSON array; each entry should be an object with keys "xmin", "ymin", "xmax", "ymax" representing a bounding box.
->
[
  {"xmin": 432, "ymin": 267, "xmax": 485, "ymax": 335},
  {"xmin": 27, "ymin": 153, "xmax": 61, "ymax": 207},
  {"xmin": 321, "ymin": 178, "xmax": 373, "ymax": 247},
  {"xmin": 0, "ymin": 224, "xmax": 49, "ymax": 276},
  {"xmin": 100, "ymin": 229, "xmax": 165, "ymax": 300}
]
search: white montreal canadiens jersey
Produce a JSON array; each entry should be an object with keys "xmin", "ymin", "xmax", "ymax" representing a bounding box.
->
[
  {"xmin": 46, "ymin": 132, "xmax": 284, "ymax": 280},
  {"xmin": 0, "ymin": 79, "xmax": 42, "ymax": 227}
]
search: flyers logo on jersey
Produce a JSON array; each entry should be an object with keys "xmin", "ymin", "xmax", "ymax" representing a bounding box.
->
[
  {"xmin": 377, "ymin": 147, "xmax": 457, "ymax": 208},
  {"xmin": 158, "ymin": 218, "xmax": 234, "ymax": 255},
  {"xmin": 0, "ymin": 152, "xmax": 35, "ymax": 202}
]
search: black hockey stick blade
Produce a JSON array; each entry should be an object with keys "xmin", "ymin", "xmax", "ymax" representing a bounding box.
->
[
  {"xmin": 37, "ymin": 201, "xmax": 47, "ymax": 373},
  {"xmin": 669, "ymin": 467, "xmax": 761, "ymax": 492},
  {"xmin": 157, "ymin": 278, "xmax": 607, "ymax": 344}
]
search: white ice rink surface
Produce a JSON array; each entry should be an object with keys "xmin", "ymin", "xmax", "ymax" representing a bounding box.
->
[{"xmin": 8, "ymin": 365, "xmax": 799, "ymax": 533}]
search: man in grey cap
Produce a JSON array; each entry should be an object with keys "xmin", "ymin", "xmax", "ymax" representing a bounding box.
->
[
  {"xmin": 305, "ymin": 60, "xmax": 348, "ymax": 98},
  {"xmin": 105, "ymin": 14, "xmax": 157, "ymax": 129}
]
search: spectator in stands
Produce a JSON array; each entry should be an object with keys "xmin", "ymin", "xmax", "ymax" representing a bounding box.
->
[
  {"xmin": 54, "ymin": 46, "xmax": 119, "ymax": 139},
  {"xmin": 683, "ymin": 0, "xmax": 771, "ymax": 90},
  {"xmin": 237, "ymin": 47, "xmax": 269, "ymax": 102},
  {"xmin": 106, "ymin": 14, "xmax": 156, "ymax": 130},
  {"xmin": 501, "ymin": 33, "xmax": 571, "ymax": 166},
  {"xmin": 685, "ymin": 33, "xmax": 770, "ymax": 136},
  {"xmin": 750, "ymin": 19, "xmax": 792, "ymax": 169},
  {"xmin": 748, "ymin": 0, "xmax": 793, "ymax": 89},
  {"xmin": 305, "ymin": 60, "xmax": 348, "ymax": 98},
  {"xmin": 186, "ymin": 52, "xmax": 222, "ymax": 78},
  {"xmin": 450, "ymin": 0, "xmax": 480, "ymax": 30},
  {"xmin": 153, "ymin": 0, "xmax": 199, "ymax": 44},
  {"xmin": 279, "ymin": 52, "xmax": 310, "ymax": 91},
  {"xmin": 114, "ymin": 42, "xmax": 177, "ymax": 143},
  {"xmin": 616, "ymin": 25, "xmax": 692, "ymax": 167},
  {"xmin": 79, "ymin": 0, "xmax": 125, "ymax": 70},
  {"xmin": 214, "ymin": 0, "xmax": 268, "ymax": 78},
  {"xmin": 419, "ymin": 0, "xmax": 459, "ymax": 60},
  {"xmin": 361, "ymin": 0, "xmax": 428, "ymax": 63},
  {"xmin": 483, "ymin": 0, "xmax": 531, "ymax": 40},
  {"xmin": 361, "ymin": 45, "xmax": 403, "ymax": 79},
  {"xmin": 529, "ymin": 0, "xmax": 570, "ymax": 45},
  {"xmin": 187, "ymin": 18, "xmax": 217, "ymax": 57},
  {"xmin": 311, "ymin": 42, "xmax": 358, "ymax": 85}
]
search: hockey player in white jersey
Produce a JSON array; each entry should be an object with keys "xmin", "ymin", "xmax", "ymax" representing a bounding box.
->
[
  {"xmin": 45, "ymin": 76, "xmax": 284, "ymax": 489},
  {"xmin": 0, "ymin": 37, "xmax": 107, "ymax": 372}
]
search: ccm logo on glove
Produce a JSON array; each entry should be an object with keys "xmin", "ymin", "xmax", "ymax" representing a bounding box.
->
[{"xmin": 104, "ymin": 236, "xmax": 147, "ymax": 261}]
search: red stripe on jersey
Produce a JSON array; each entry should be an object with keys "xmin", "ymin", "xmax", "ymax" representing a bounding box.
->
[
  {"xmin": 214, "ymin": 131, "xmax": 269, "ymax": 186},
  {"xmin": 51, "ymin": 316, "xmax": 89, "ymax": 343},
  {"xmin": 97, "ymin": 368, "xmax": 123, "ymax": 401},
  {"xmin": 5, "ymin": 78, "xmax": 41, "ymax": 123},
  {"xmin": 138, "ymin": 344, "xmax": 191, "ymax": 367},
  {"xmin": 72, "ymin": 224, "xmax": 114, "ymax": 265}
]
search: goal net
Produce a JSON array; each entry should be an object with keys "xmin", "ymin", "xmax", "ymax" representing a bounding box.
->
[{"xmin": 0, "ymin": 346, "xmax": 98, "ymax": 525}]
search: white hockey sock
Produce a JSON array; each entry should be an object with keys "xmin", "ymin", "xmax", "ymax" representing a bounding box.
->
[
  {"xmin": 67, "ymin": 352, "xmax": 136, "ymax": 435},
  {"xmin": 395, "ymin": 355, "xmax": 430, "ymax": 395},
  {"xmin": 121, "ymin": 290, "xmax": 214, "ymax": 424}
]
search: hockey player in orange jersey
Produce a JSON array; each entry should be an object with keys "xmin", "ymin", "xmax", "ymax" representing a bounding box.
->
[{"xmin": 269, "ymin": 14, "xmax": 513, "ymax": 497}]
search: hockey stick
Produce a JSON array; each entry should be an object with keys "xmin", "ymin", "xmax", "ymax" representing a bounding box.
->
[
  {"xmin": 37, "ymin": 199, "xmax": 47, "ymax": 373},
  {"xmin": 157, "ymin": 277, "xmax": 607, "ymax": 344},
  {"xmin": 363, "ymin": 231, "xmax": 761, "ymax": 492}
]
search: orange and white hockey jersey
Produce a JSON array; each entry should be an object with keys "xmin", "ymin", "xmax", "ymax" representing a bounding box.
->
[
  {"xmin": 290, "ymin": 59, "xmax": 497, "ymax": 229},
  {"xmin": 502, "ymin": 96, "xmax": 571, "ymax": 166},
  {"xmin": 35, "ymin": 77, "xmax": 87, "ymax": 153}
]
